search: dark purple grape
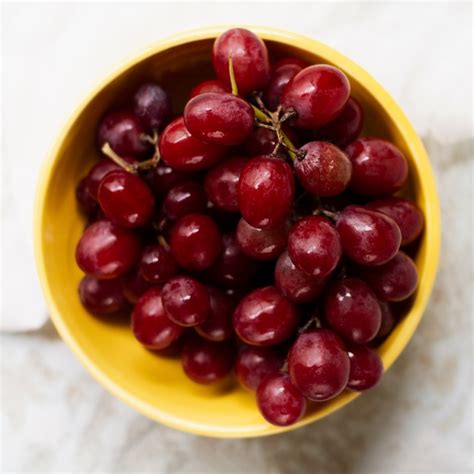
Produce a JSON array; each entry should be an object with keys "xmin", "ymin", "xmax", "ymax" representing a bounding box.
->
[
  {"xmin": 133, "ymin": 82, "xmax": 171, "ymax": 131},
  {"xmin": 97, "ymin": 111, "xmax": 151, "ymax": 158},
  {"xmin": 78, "ymin": 275, "xmax": 127, "ymax": 315},
  {"xmin": 162, "ymin": 181, "xmax": 207, "ymax": 221}
]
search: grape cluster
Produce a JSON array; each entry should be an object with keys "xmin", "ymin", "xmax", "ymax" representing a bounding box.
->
[{"xmin": 75, "ymin": 28, "xmax": 424, "ymax": 427}]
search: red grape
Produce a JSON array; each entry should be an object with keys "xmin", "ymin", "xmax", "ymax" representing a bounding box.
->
[
  {"xmin": 189, "ymin": 79, "xmax": 230, "ymax": 98},
  {"xmin": 336, "ymin": 205, "xmax": 401, "ymax": 266},
  {"xmin": 325, "ymin": 278, "xmax": 382, "ymax": 343},
  {"xmin": 213, "ymin": 28, "xmax": 270, "ymax": 95},
  {"xmin": 205, "ymin": 233, "xmax": 260, "ymax": 289},
  {"xmin": 184, "ymin": 92, "xmax": 254, "ymax": 146},
  {"xmin": 288, "ymin": 329, "xmax": 350, "ymax": 401},
  {"xmin": 98, "ymin": 170, "xmax": 155, "ymax": 228},
  {"xmin": 236, "ymin": 218, "xmax": 289, "ymax": 261},
  {"xmin": 150, "ymin": 164, "xmax": 187, "ymax": 197},
  {"xmin": 375, "ymin": 301, "xmax": 396, "ymax": 339},
  {"xmin": 132, "ymin": 287, "xmax": 184, "ymax": 350},
  {"xmin": 345, "ymin": 138, "xmax": 408, "ymax": 196},
  {"xmin": 288, "ymin": 215, "xmax": 341, "ymax": 278},
  {"xmin": 169, "ymin": 213, "xmax": 222, "ymax": 271},
  {"xmin": 86, "ymin": 159, "xmax": 126, "ymax": 200},
  {"xmin": 233, "ymin": 286, "xmax": 299, "ymax": 346},
  {"xmin": 160, "ymin": 117, "xmax": 227, "ymax": 171},
  {"xmin": 359, "ymin": 252, "xmax": 418, "ymax": 302},
  {"xmin": 244, "ymin": 126, "xmax": 299, "ymax": 157},
  {"xmin": 76, "ymin": 220, "xmax": 141, "ymax": 279},
  {"xmin": 235, "ymin": 346, "xmax": 283, "ymax": 391},
  {"xmin": 162, "ymin": 181, "xmax": 207, "ymax": 221},
  {"xmin": 239, "ymin": 155, "xmax": 294, "ymax": 229},
  {"xmin": 122, "ymin": 269, "xmax": 153, "ymax": 304},
  {"xmin": 76, "ymin": 177, "xmax": 97, "ymax": 217},
  {"xmin": 347, "ymin": 345, "xmax": 384, "ymax": 391},
  {"xmin": 182, "ymin": 335, "xmax": 235, "ymax": 384},
  {"xmin": 162, "ymin": 276, "xmax": 210, "ymax": 327},
  {"xmin": 256, "ymin": 374, "xmax": 306, "ymax": 426},
  {"xmin": 281, "ymin": 65, "xmax": 350, "ymax": 128},
  {"xmin": 274, "ymin": 250, "xmax": 327, "ymax": 303},
  {"xmin": 139, "ymin": 244, "xmax": 178, "ymax": 285},
  {"xmin": 195, "ymin": 287, "xmax": 235, "ymax": 341},
  {"xmin": 243, "ymin": 127, "xmax": 279, "ymax": 156},
  {"xmin": 78, "ymin": 275, "xmax": 127, "ymax": 315},
  {"xmin": 313, "ymin": 97, "xmax": 364, "ymax": 148},
  {"xmin": 204, "ymin": 156, "xmax": 248, "ymax": 212},
  {"xmin": 264, "ymin": 64, "xmax": 302, "ymax": 111},
  {"xmin": 367, "ymin": 197, "xmax": 424, "ymax": 246},
  {"xmin": 295, "ymin": 141, "xmax": 352, "ymax": 197}
]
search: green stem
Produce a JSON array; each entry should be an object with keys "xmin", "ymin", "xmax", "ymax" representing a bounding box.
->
[
  {"xmin": 312, "ymin": 207, "xmax": 339, "ymax": 222},
  {"xmin": 102, "ymin": 132, "xmax": 161, "ymax": 173},
  {"xmin": 135, "ymin": 131, "xmax": 161, "ymax": 170},
  {"xmin": 298, "ymin": 316, "xmax": 317, "ymax": 334},
  {"xmin": 228, "ymin": 55, "xmax": 239, "ymax": 96},
  {"xmin": 251, "ymin": 104, "xmax": 271, "ymax": 123},
  {"xmin": 101, "ymin": 143, "xmax": 137, "ymax": 174},
  {"xmin": 228, "ymin": 54, "xmax": 298, "ymax": 161},
  {"xmin": 158, "ymin": 235, "xmax": 170, "ymax": 250},
  {"xmin": 281, "ymin": 133, "xmax": 297, "ymax": 160}
]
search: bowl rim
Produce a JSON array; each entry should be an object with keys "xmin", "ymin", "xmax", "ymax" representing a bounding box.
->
[{"xmin": 34, "ymin": 25, "xmax": 441, "ymax": 438}]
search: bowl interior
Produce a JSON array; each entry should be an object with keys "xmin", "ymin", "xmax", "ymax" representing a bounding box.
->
[{"xmin": 36, "ymin": 29, "xmax": 438, "ymax": 437}]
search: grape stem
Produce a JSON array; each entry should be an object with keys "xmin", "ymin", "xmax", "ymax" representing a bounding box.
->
[
  {"xmin": 297, "ymin": 314, "xmax": 323, "ymax": 337},
  {"xmin": 298, "ymin": 316, "xmax": 318, "ymax": 334},
  {"xmin": 101, "ymin": 143, "xmax": 137, "ymax": 174},
  {"xmin": 313, "ymin": 208, "xmax": 339, "ymax": 222},
  {"xmin": 136, "ymin": 131, "xmax": 161, "ymax": 170},
  {"xmin": 228, "ymin": 55, "xmax": 239, "ymax": 96},
  {"xmin": 140, "ymin": 133, "xmax": 157, "ymax": 145},
  {"xmin": 152, "ymin": 216, "xmax": 168, "ymax": 233},
  {"xmin": 152, "ymin": 220, "xmax": 170, "ymax": 250},
  {"xmin": 251, "ymin": 104, "xmax": 271, "ymax": 123},
  {"xmin": 157, "ymin": 234, "xmax": 170, "ymax": 250},
  {"xmin": 253, "ymin": 94, "xmax": 300, "ymax": 160},
  {"xmin": 228, "ymin": 55, "xmax": 299, "ymax": 161},
  {"xmin": 101, "ymin": 131, "xmax": 161, "ymax": 174}
]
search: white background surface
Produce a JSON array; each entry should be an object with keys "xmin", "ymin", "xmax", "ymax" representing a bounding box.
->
[{"xmin": 1, "ymin": 2, "xmax": 473, "ymax": 473}]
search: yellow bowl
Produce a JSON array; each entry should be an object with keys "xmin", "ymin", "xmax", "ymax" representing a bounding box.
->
[{"xmin": 34, "ymin": 26, "xmax": 441, "ymax": 438}]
